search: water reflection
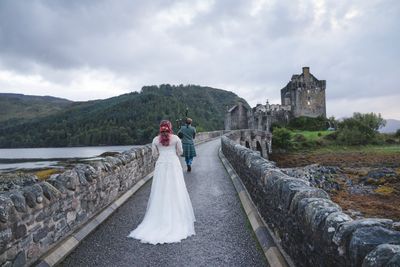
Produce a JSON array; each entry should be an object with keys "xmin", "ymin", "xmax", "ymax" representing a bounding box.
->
[
  {"xmin": 0, "ymin": 145, "xmax": 135, "ymax": 159},
  {"xmin": 0, "ymin": 145, "xmax": 140, "ymax": 171}
]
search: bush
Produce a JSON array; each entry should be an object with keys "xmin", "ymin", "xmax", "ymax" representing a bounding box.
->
[
  {"xmin": 395, "ymin": 129, "xmax": 400, "ymax": 138},
  {"xmin": 385, "ymin": 138, "xmax": 396, "ymax": 144},
  {"xmin": 315, "ymin": 139, "xmax": 327, "ymax": 146},
  {"xmin": 293, "ymin": 134, "xmax": 307, "ymax": 142},
  {"xmin": 300, "ymin": 140, "xmax": 317, "ymax": 149},
  {"xmin": 271, "ymin": 122, "xmax": 283, "ymax": 132},
  {"xmin": 336, "ymin": 112, "xmax": 386, "ymax": 145},
  {"xmin": 337, "ymin": 126, "xmax": 366, "ymax": 145},
  {"xmin": 272, "ymin": 127, "xmax": 292, "ymax": 149},
  {"xmin": 324, "ymin": 131, "xmax": 338, "ymax": 140}
]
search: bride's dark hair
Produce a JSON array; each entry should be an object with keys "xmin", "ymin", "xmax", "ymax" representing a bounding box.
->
[{"xmin": 159, "ymin": 120, "xmax": 173, "ymax": 146}]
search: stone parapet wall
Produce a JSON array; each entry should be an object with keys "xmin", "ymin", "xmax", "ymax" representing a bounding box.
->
[
  {"xmin": 221, "ymin": 132, "xmax": 400, "ymax": 267},
  {"xmin": 195, "ymin": 130, "xmax": 229, "ymax": 144},
  {"xmin": 0, "ymin": 131, "xmax": 223, "ymax": 267},
  {"xmin": 0, "ymin": 145, "xmax": 155, "ymax": 267}
]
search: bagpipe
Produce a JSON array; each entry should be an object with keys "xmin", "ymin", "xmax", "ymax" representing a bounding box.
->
[
  {"xmin": 175, "ymin": 107, "xmax": 189, "ymax": 139},
  {"xmin": 175, "ymin": 107, "xmax": 189, "ymax": 129}
]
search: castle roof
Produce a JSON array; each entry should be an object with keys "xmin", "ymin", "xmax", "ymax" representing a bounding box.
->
[{"xmin": 228, "ymin": 105, "xmax": 238, "ymax": 113}]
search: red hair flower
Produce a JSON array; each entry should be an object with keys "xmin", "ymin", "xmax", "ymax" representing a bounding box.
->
[{"xmin": 159, "ymin": 120, "xmax": 173, "ymax": 146}]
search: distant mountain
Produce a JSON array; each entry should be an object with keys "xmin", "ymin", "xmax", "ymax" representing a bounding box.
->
[
  {"xmin": 0, "ymin": 93, "xmax": 72, "ymax": 122},
  {"xmin": 380, "ymin": 119, "xmax": 400, "ymax": 133},
  {"xmin": 0, "ymin": 85, "xmax": 246, "ymax": 148}
]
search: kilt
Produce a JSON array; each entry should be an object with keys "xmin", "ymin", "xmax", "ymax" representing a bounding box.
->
[{"xmin": 182, "ymin": 142, "xmax": 196, "ymax": 158}]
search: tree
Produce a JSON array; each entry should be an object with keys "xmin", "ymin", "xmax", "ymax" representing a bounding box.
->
[
  {"xmin": 272, "ymin": 127, "xmax": 292, "ymax": 149},
  {"xmin": 337, "ymin": 112, "xmax": 386, "ymax": 145}
]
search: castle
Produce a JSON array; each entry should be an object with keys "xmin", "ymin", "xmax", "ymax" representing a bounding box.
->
[{"xmin": 225, "ymin": 67, "xmax": 326, "ymax": 131}]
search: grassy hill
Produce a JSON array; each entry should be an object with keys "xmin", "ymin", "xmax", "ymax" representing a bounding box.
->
[
  {"xmin": 0, "ymin": 85, "xmax": 246, "ymax": 148},
  {"xmin": 0, "ymin": 93, "xmax": 72, "ymax": 122}
]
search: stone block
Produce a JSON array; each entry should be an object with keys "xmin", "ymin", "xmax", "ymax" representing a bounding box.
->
[
  {"xmin": 5, "ymin": 245, "xmax": 18, "ymax": 261},
  {"xmin": 66, "ymin": 211, "xmax": 76, "ymax": 225},
  {"xmin": 262, "ymin": 169, "xmax": 289, "ymax": 191},
  {"xmin": 289, "ymin": 188, "xmax": 330, "ymax": 214},
  {"xmin": 9, "ymin": 192, "xmax": 27, "ymax": 213},
  {"xmin": 333, "ymin": 218, "xmax": 393, "ymax": 259},
  {"xmin": 322, "ymin": 211, "xmax": 352, "ymax": 245},
  {"xmin": 11, "ymin": 251, "xmax": 26, "ymax": 267},
  {"xmin": 74, "ymin": 166, "xmax": 89, "ymax": 186},
  {"xmin": 27, "ymin": 243, "xmax": 41, "ymax": 259},
  {"xmin": 276, "ymin": 178, "xmax": 309, "ymax": 210},
  {"xmin": 33, "ymin": 226, "xmax": 49, "ymax": 243},
  {"xmin": 302, "ymin": 198, "xmax": 340, "ymax": 229},
  {"xmin": 0, "ymin": 229, "xmax": 12, "ymax": 253},
  {"xmin": 12, "ymin": 224, "xmax": 27, "ymax": 239},
  {"xmin": 363, "ymin": 244, "xmax": 400, "ymax": 267},
  {"xmin": 349, "ymin": 226, "xmax": 400, "ymax": 267},
  {"xmin": 310, "ymin": 205, "xmax": 341, "ymax": 236},
  {"xmin": 30, "ymin": 184, "xmax": 44, "ymax": 204},
  {"xmin": 39, "ymin": 182, "xmax": 60, "ymax": 202},
  {"xmin": 0, "ymin": 196, "xmax": 14, "ymax": 223},
  {"xmin": 47, "ymin": 179, "xmax": 67, "ymax": 194},
  {"xmin": 22, "ymin": 189, "xmax": 37, "ymax": 209},
  {"xmin": 57, "ymin": 170, "xmax": 80, "ymax": 191}
]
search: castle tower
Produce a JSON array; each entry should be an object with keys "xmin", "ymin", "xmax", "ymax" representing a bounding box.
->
[
  {"xmin": 280, "ymin": 67, "xmax": 326, "ymax": 118},
  {"xmin": 224, "ymin": 101, "xmax": 249, "ymax": 130}
]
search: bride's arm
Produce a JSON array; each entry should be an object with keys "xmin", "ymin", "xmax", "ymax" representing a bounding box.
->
[
  {"xmin": 152, "ymin": 137, "xmax": 159, "ymax": 158},
  {"xmin": 176, "ymin": 136, "xmax": 183, "ymax": 156}
]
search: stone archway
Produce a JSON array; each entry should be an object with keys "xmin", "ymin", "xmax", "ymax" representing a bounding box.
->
[
  {"xmin": 256, "ymin": 141, "xmax": 263, "ymax": 157},
  {"xmin": 245, "ymin": 141, "xmax": 250, "ymax": 149}
]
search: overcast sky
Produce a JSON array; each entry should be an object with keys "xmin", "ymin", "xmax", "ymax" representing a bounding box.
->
[{"xmin": 0, "ymin": 0, "xmax": 399, "ymax": 119}]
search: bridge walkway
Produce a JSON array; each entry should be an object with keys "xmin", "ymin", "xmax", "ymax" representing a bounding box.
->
[{"xmin": 59, "ymin": 138, "xmax": 267, "ymax": 267}]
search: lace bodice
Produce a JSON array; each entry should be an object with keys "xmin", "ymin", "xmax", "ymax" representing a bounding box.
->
[{"xmin": 152, "ymin": 134, "xmax": 183, "ymax": 157}]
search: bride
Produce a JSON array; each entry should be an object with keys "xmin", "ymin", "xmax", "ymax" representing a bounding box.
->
[{"xmin": 128, "ymin": 120, "xmax": 196, "ymax": 244}]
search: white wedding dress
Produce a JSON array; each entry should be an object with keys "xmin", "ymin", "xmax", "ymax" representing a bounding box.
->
[{"xmin": 128, "ymin": 134, "xmax": 196, "ymax": 244}]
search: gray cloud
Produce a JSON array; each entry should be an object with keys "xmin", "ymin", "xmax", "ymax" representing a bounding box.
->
[{"xmin": 0, "ymin": 0, "xmax": 399, "ymax": 119}]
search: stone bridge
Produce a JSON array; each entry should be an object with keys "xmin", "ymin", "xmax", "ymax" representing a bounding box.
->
[
  {"xmin": 0, "ymin": 131, "xmax": 399, "ymax": 267},
  {"xmin": 229, "ymin": 129, "xmax": 272, "ymax": 159}
]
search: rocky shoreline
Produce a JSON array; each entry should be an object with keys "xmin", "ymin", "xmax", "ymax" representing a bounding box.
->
[{"xmin": 274, "ymin": 157, "xmax": 400, "ymax": 223}]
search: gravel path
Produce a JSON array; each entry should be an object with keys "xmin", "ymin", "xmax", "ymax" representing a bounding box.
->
[{"xmin": 60, "ymin": 138, "xmax": 267, "ymax": 267}]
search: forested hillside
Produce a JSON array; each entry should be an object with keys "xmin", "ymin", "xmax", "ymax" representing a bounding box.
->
[
  {"xmin": 0, "ymin": 93, "xmax": 72, "ymax": 122},
  {"xmin": 0, "ymin": 85, "xmax": 246, "ymax": 148}
]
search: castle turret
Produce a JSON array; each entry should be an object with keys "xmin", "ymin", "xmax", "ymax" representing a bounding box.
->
[{"xmin": 302, "ymin": 66, "xmax": 310, "ymax": 78}]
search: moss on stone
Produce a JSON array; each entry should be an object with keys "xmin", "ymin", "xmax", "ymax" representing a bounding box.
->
[
  {"xmin": 375, "ymin": 186, "xmax": 395, "ymax": 196},
  {"xmin": 35, "ymin": 169, "xmax": 60, "ymax": 181}
]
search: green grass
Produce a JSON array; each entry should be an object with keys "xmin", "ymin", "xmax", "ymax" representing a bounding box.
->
[
  {"xmin": 286, "ymin": 130, "xmax": 400, "ymax": 155},
  {"xmin": 292, "ymin": 130, "xmax": 331, "ymax": 141},
  {"xmin": 311, "ymin": 144, "xmax": 400, "ymax": 154}
]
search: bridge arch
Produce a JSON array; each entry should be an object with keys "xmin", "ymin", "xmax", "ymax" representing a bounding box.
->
[
  {"xmin": 256, "ymin": 141, "xmax": 263, "ymax": 157},
  {"xmin": 236, "ymin": 130, "xmax": 272, "ymax": 159},
  {"xmin": 245, "ymin": 141, "xmax": 250, "ymax": 149}
]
